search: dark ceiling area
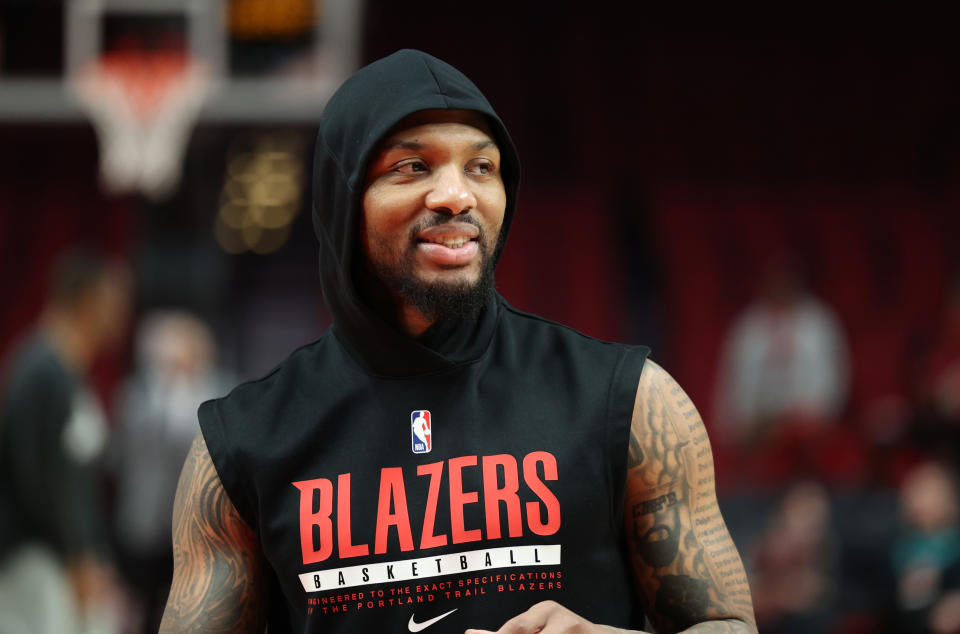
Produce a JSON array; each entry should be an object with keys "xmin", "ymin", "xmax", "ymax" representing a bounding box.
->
[{"xmin": 362, "ymin": 2, "xmax": 959, "ymax": 188}]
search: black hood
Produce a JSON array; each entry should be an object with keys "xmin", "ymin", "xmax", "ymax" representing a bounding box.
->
[{"xmin": 312, "ymin": 49, "xmax": 521, "ymax": 377}]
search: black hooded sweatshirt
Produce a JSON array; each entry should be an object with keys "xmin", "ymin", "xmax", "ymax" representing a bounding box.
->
[{"xmin": 199, "ymin": 49, "xmax": 650, "ymax": 632}]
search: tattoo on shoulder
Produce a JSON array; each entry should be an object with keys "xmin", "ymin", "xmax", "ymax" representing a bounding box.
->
[
  {"xmin": 624, "ymin": 361, "xmax": 756, "ymax": 633},
  {"xmin": 161, "ymin": 434, "xmax": 266, "ymax": 633}
]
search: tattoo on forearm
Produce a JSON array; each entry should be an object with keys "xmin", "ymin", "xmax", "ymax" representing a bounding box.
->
[
  {"xmin": 160, "ymin": 435, "xmax": 265, "ymax": 633},
  {"xmin": 625, "ymin": 361, "xmax": 756, "ymax": 633}
]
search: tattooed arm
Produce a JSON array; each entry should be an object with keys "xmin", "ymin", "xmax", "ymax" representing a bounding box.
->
[
  {"xmin": 467, "ymin": 360, "xmax": 755, "ymax": 634},
  {"xmin": 467, "ymin": 360, "xmax": 756, "ymax": 634},
  {"xmin": 625, "ymin": 360, "xmax": 757, "ymax": 634},
  {"xmin": 159, "ymin": 432, "xmax": 267, "ymax": 633}
]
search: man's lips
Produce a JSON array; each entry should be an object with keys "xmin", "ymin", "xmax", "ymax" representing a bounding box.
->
[
  {"xmin": 416, "ymin": 223, "xmax": 480, "ymax": 245},
  {"xmin": 415, "ymin": 223, "xmax": 480, "ymax": 267}
]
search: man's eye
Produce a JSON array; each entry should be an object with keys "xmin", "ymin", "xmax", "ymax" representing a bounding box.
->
[
  {"xmin": 467, "ymin": 161, "xmax": 495, "ymax": 176},
  {"xmin": 396, "ymin": 160, "xmax": 428, "ymax": 174}
]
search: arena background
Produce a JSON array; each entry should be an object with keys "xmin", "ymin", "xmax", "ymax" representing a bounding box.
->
[{"xmin": 0, "ymin": 2, "xmax": 958, "ymax": 632}]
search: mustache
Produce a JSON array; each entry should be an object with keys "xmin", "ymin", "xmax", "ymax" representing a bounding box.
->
[{"xmin": 407, "ymin": 213, "xmax": 488, "ymax": 246}]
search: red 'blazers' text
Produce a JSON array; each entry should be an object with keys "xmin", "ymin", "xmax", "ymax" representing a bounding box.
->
[{"xmin": 292, "ymin": 451, "xmax": 562, "ymax": 565}]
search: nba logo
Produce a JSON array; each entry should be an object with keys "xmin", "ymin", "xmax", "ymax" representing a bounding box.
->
[{"xmin": 411, "ymin": 410, "xmax": 432, "ymax": 454}]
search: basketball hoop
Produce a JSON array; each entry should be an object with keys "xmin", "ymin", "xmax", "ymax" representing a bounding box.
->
[{"xmin": 70, "ymin": 49, "xmax": 212, "ymax": 200}]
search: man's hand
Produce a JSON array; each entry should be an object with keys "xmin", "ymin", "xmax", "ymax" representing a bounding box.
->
[{"xmin": 465, "ymin": 600, "xmax": 646, "ymax": 634}]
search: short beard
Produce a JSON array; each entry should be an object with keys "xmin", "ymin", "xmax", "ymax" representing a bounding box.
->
[
  {"xmin": 389, "ymin": 263, "xmax": 494, "ymax": 323},
  {"xmin": 364, "ymin": 214, "xmax": 500, "ymax": 324}
]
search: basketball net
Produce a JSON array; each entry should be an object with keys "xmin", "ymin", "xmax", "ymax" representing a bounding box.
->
[{"xmin": 71, "ymin": 50, "xmax": 211, "ymax": 201}]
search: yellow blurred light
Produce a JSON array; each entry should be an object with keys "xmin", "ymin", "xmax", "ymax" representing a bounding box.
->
[
  {"xmin": 223, "ymin": 179, "xmax": 251, "ymax": 205},
  {"xmin": 264, "ymin": 150, "xmax": 299, "ymax": 170},
  {"xmin": 219, "ymin": 201, "xmax": 251, "ymax": 229},
  {"xmin": 251, "ymin": 224, "xmax": 293, "ymax": 255},
  {"xmin": 217, "ymin": 133, "xmax": 305, "ymax": 255},
  {"xmin": 251, "ymin": 202, "xmax": 297, "ymax": 230},
  {"xmin": 241, "ymin": 223, "xmax": 263, "ymax": 249},
  {"xmin": 227, "ymin": 152, "xmax": 259, "ymax": 181},
  {"xmin": 214, "ymin": 214, "xmax": 247, "ymax": 254},
  {"xmin": 249, "ymin": 172, "xmax": 298, "ymax": 208}
]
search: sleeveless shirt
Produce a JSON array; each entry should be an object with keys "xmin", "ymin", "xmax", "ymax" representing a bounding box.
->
[{"xmin": 199, "ymin": 298, "xmax": 649, "ymax": 632}]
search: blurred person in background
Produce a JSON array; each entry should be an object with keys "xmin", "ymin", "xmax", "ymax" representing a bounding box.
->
[
  {"xmin": 108, "ymin": 310, "xmax": 231, "ymax": 633},
  {"xmin": 714, "ymin": 255, "xmax": 850, "ymax": 484},
  {"xmin": 888, "ymin": 460, "xmax": 960, "ymax": 634},
  {"xmin": 0, "ymin": 248, "xmax": 131, "ymax": 634},
  {"xmin": 748, "ymin": 480, "xmax": 837, "ymax": 633}
]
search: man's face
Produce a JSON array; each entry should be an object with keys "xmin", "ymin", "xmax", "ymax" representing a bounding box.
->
[
  {"xmin": 87, "ymin": 266, "xmax": 132, "ymax": 352},
  {"xmin": 360, "ymin": 109, "xmax": 507, "ymax": 321}
]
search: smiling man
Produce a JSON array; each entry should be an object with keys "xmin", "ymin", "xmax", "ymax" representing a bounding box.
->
[
  {"xmin": 360, "ymin": 109, "xmax": 507, "ymax": 336},
  {"xmin": 160, "ymin": 49, "xmax": 757, "ymax": 634}
]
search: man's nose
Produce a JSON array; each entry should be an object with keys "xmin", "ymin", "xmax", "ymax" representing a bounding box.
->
[{"xmin": 424, "ymin": 166, "xmax": 477, "ymax": 215}]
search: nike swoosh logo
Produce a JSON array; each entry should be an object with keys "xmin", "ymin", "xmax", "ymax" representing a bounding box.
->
[{"xmin": 408, "ymin": 608, "xmax": 458, "ymax": 632}]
